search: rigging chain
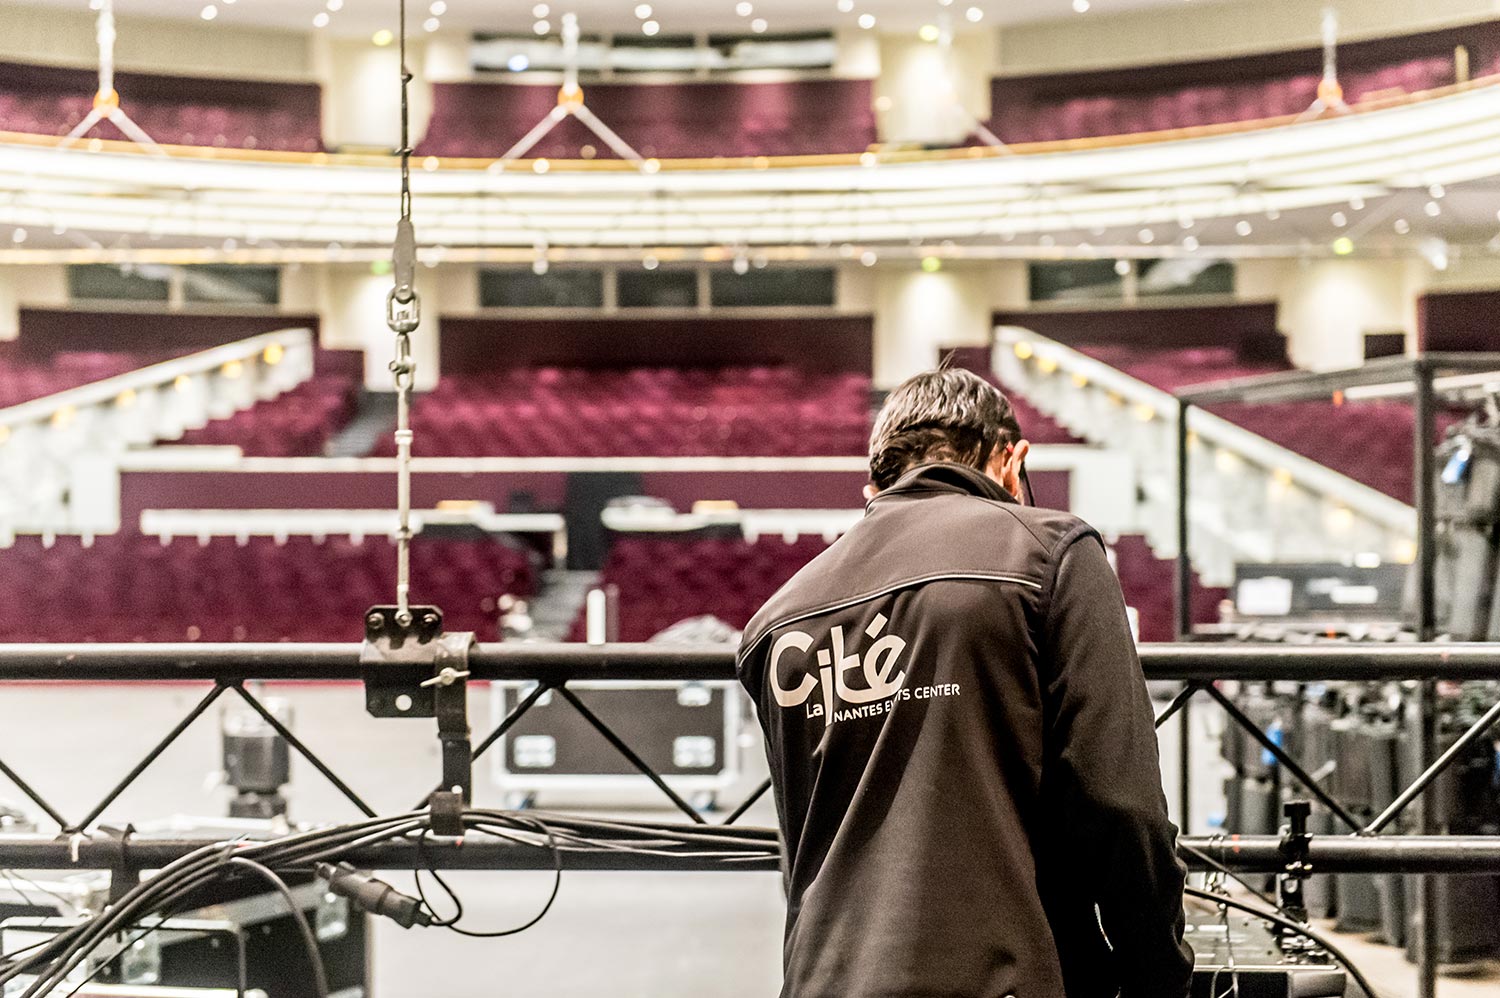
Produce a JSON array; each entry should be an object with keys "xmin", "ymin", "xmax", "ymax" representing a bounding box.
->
[{"xmin": 387, "ymin": 0, "xmax": 419, "ymax": 625}]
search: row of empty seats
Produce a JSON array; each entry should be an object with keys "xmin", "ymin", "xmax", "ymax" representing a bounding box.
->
[
  {"xmin": 378, "ymin": 367, "xmax": 873, "ymax": 458},
  {"xmin": 569, "ymin": 534, "xmax": 831, "ymax": 642},
  {"xmin": 0, "ymin": 534, "xmax": 536, "ymax": 643},
  {"xmin": 417, "ymin": 78, "xmax": 876, "ymax": 160},
  {"xmin": 1079, "ymin": 343, "xmax": 1456, "ymax": 504},
  {"xmin": 0, "ymin": 61, "xmax": 322, "ymax": 152},
  {"xmin": 171, "ymin": 354, "xmax": 363, "ymax": 457},
  {"xmin": 987, "ymin": 55, "xmax": 1463, "ymax": 144},
  {"xmin": 573, "ymin": 532, "xmax": 1220, "ymax": 644},
  {"xmin": 0, "ymin": 344, "xmax": 179, "ymax": 409}
]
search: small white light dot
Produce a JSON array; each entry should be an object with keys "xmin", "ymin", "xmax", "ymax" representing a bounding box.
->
[
  {"xmin": 1178, "ymin": 215, "xmax": 1194, "ymax": 230},
  {"xmin": 1425, "ymin": 200, "xmax": 1441, "ymax": 217},
  {"xmin": 200, "ymin": 4, "xmax": 217, "ymax": 19},
  {"xmin": 642, "ymin": 158, "xmax": 661, "ymax": 173},
  {"xmin": 533, "ymin": 158, "xmax": 550, "ymax": 174},
  {"xmin": 1393, "ymin": 218, "xmax": 1411, "ymax": 234},
  {"xmin": 1113, "ymin": 259, "xmax": 1130, "ymax": 276},
  {"xmin": 966, "ymin": 5, "xmax": 984, "ymax": 20},
  {"xmin": 751, "ymin": 17, "xmax": 767, "ymax": 31},
  {"xmin": 642, "ymin": 254, "xmax": 660, "ymax": 270},
  {"xmin": 732, "ymin": 255, "xmax": 750, "ymax": 275},
  {"xmin": 429, "ymin": 0, "xmax": 446, "ymax": 12},
  {"xmin": 532, "ymin": 257, "xmax": 549, "ymax": 275},
  {"xmin": 1138, "ymin": 228, "xmax": 1155, "ymax": 244},
  {"xmin": 533, "ymin": 19, "xmax": 550, "ymax": 34},
  {"xmin": 1349, "ymin": 195, "xmax": 1365, "ymax": 210},
  {"xmin": 1236, "ymin": 220, "xmax": 1253, "ymax": 237},
  {"xmin": 858, "ymin": 12, "xmax": 876, "ymax": 28},
  {"xmin": 1183, "ymin": 235, "xmax": 1200, "ymax": 252},
  {"xmin": 11, "ymin": 228, "xmax": 26, "ymax": 244},
  {"xmin": 507, "ymin": 54, "xmax": 530, "ymax": 71},
  {"xmin": 634, "ymin": 3, "xmax": 652, "ymax": 17},
  {"xmin": 1038, "ymin": 234, "xmax": 1055, "ymax": 247},
  {"xmin": 642, "ymin": 19, "xmax": 660, "ymax": 34},
  {"xmin": 736, "ymin": 1, "xmax": 753, "ymax": 13},
  {"xmin": 1072, "ymin": 0, "xmax": 1089, "ymax": 11},
  {"xmin": 1265, "ymin": 208, "xmax": 1281, "ymax": 221},
  {"xmin": 1330, "ymin": 211, "xmax": 1347, "ymax": 227},
  {"xmin": 532, "ymin": 3, "xmax": 549, "ymax": 15},
  {"xmin": 423, "ymin": 17, "xmax": 440, "ymax": 32},
  {"xmin": 836, "ymin": 0, "xmax": 854, "ymax": 10},
  {"xmin": 860, "ymin": 250, "xmax": 878, "ymax": 266},
  {"xmin": 312, "ymin": 12, "xmax": 329, "ymax": 26},
  {"xmin": 1428, "ymin": 183, "xmax": 1445, "ymax": 199},
  {"xmin": 326, "ymin": 0, "xmax": 343, "ymax": 9}
]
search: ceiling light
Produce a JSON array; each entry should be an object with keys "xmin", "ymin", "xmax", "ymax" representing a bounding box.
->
[
  {"xmin": 1113, "ymin": 259, "xmax": 1130, "ymax": 276},
  {"xmin": 736, "ymin": 1, "xmax": 753, "ymax": 14},
  {"xmin": 507, "ymin": 54, "xmax": 530, "ymax": 71},
  {"xmin": 966, "ymin": 5, "xmax": 984, "ymax": 20},
  {"xmin": 11, "ymin": 228, "xmax": 26, "ymax": 244},
  {"xmin": 423, "ymin": 17, "xmax": 440, "ymax": 31},
  {"xmin": 372, "ymin": 28, "xmax": 394, "ymax": 45},
  {"xmin": 1393, "ymin": 218, "xmax": 1410, "ymax": 234},
  {"xmin": 312, "ymin": 12, "xmax": 329, "ymax": 26},
  {"xmin": 635, "ymin": 3, "xmax": 653, "ymax": 17},
  {"xmin": 1425, "ymin": 200, "xmax": 1441, "ymax": 217},
  {"xmin": 1349, "ymin": 195, "xmax": 1365, "ymax": 210},
  {"xmin": 918, "ymin": 24, "xmax": 940, "ymax": 41},
  {"xmin": 1137, "ymin": 228, "xmax": 1154, "ymax": 244},
  {"xmin": 920, "ymin": 255, "xmax": 942, "ymax": 272},
  {"xmin": 860, "ymin": 250, "xmax": 878, "ymax": 266},
  {"xmin": 1428, "ymin": 182, "xmax": 1445, "ymax": 199},
  {"xmin": 533, "ymin": 19, "xmax": 550, "ymax": 34},
  {"xmin": 1072, "ymin": 0, "xmax": 1089, "ymax": 11},
  {"xmin": 429, "ymin": 0, "xmax": 446, "ymax": 12},
  {"xmin": 532, "ymin": 3, "xmax": 549, "ymax": 15},
  {"xmin": 642, "ymin": 254, "xmax": 660, "ymax": 270},
  {"xmin": 1332, "ymin": 236, "xmax": 1354, "ymax": 255},
  {"xmin": 732, "ymin": 254, "xmax": 750, "ymax": 274},
  {"xmin": 751, "ymin": 17, "xmax": 768, "ymax": 32},
  {"xmin": 1265, "ymin": 208, "xmax": 1281, "ymax": 221},
  {"xmin": 532, "ymin": 158, "xmax": 550, "ymax": 174},
  {"xmin": 836, "ymin": 0, "xmax": 854, "ymax": 10},
  {"xmin": 326, "ymin": 0, "xmax": 342, "ymax": 9},
  {"xmin": 642, "ymin": 19, "xmax": 660, "ymax": 34},
  {"xmin": 857, "ymin": 12, "xmax": 875, "ymax": 28},
  {"xmin": 200, "ymin": 4, "xmax": 217, "ymax": 19},
  {"xmin": 1330, "ymin": 211, "xmax": 1347, "ymax": 227},
  {"xmin": 532, "ymin": 257, "xmax": 549, "ymax": 276},
  {"xmin": 1235, "ymin": 220, "xmax": 1253, "ymax": 237},
  {"xmin": 1182, "ymin": 235, "xmax": 1200, "ymax": 252}
]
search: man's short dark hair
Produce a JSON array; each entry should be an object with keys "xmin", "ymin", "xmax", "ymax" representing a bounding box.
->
[{"xmin": 868, "ymin": 368, "xmax": 1023, "ymax": 490}]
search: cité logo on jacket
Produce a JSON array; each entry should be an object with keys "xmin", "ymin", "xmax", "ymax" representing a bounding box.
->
[{"xmin": 770, "ymin": 613, "xmax": 908, "ymax": 723}]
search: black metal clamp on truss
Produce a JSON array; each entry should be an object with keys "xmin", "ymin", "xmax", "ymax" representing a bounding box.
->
[{"xmin": 361, "ymin": 605, "xmax": 473, "ymax": 837}]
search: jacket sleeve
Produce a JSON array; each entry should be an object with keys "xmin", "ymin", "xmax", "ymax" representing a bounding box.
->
[{"xmin": 1041, "ymin": 529, "xmax": 1193, "ymax": 998}]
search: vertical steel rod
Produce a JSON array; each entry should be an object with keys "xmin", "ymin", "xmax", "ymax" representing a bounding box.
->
[
  {"xmin": 1413, "ymin": 357, "xmax": 1439, "ymax": 998},
  {"xmin": 1175, "ymin": 397, "xmax": 1192, "ymax": 639},
  {"xmin": 1178, "ymin": 699, "xmax": 1192, "ymax": 833}
]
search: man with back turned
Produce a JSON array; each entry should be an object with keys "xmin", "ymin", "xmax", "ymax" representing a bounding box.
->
[{"xmin": 737, "ymin": 368, "xmax": 1192, "ymax": 998}]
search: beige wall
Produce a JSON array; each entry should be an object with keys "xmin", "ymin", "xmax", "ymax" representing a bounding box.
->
[
  {"xmin": 872, "ymin": 263, "xmax": 999, "ymax": 387},
  {"xmin": 996, "ymin": 0, "xmax": 1498, "ymax": 75},
  {"xmin": 313, "ymin": 36, "xmax": 434, "ymax": 151},
  {"xmin": 0, "ymin": 3, "xmax": 312, "ymax": 80},
  {"xmin": 875, "ymin": 29, "xmax": 996, "ymax": 145}
]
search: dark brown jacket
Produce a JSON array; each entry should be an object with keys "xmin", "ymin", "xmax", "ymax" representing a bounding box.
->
[{"xmin": 737, "ymin": 462, "xmax": 1192, "ymax": 998}]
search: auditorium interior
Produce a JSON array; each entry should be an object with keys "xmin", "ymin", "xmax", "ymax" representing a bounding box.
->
[{"xmin": 1, "ymin": 0, "xmax": 1500, "ymax": 995}]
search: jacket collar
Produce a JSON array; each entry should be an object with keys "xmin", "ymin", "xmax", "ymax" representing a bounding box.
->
[{"xmin": 868, "ymin": 461, "xmax": 1016, "ymax": 509}]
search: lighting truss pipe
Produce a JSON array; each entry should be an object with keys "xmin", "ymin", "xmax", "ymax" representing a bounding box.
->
[
  {"xmin": 0, "ymin": 834, "xmax": 1497, "ymax": 875},
  {"xmin": 3, "ymin": 642, "xmax": 1500, "ymax": 683}
]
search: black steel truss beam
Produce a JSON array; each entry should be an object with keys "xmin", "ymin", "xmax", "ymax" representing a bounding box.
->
[{"xmin": 4, "ymin": 641, "xmax": 1500, "ymax": 683}]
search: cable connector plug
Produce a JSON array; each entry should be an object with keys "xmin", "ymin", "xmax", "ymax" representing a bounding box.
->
[{"xmin": 316, "ymin": 861, "xmax": 433, "ymax": 929}]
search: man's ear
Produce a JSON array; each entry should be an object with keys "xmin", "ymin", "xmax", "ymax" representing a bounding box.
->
[{"xmin": 863, "ymin": 483, "xmax": 879, "ymax": 502}]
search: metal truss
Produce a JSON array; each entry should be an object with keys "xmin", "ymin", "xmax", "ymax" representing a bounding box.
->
[
  {"xmin": 0, "ymin": 638, "xmax": 1497, "ymax": 998},
  {"xmin": 0, "ymin": 642, "xmax": 1496, "ymax": 837}
]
